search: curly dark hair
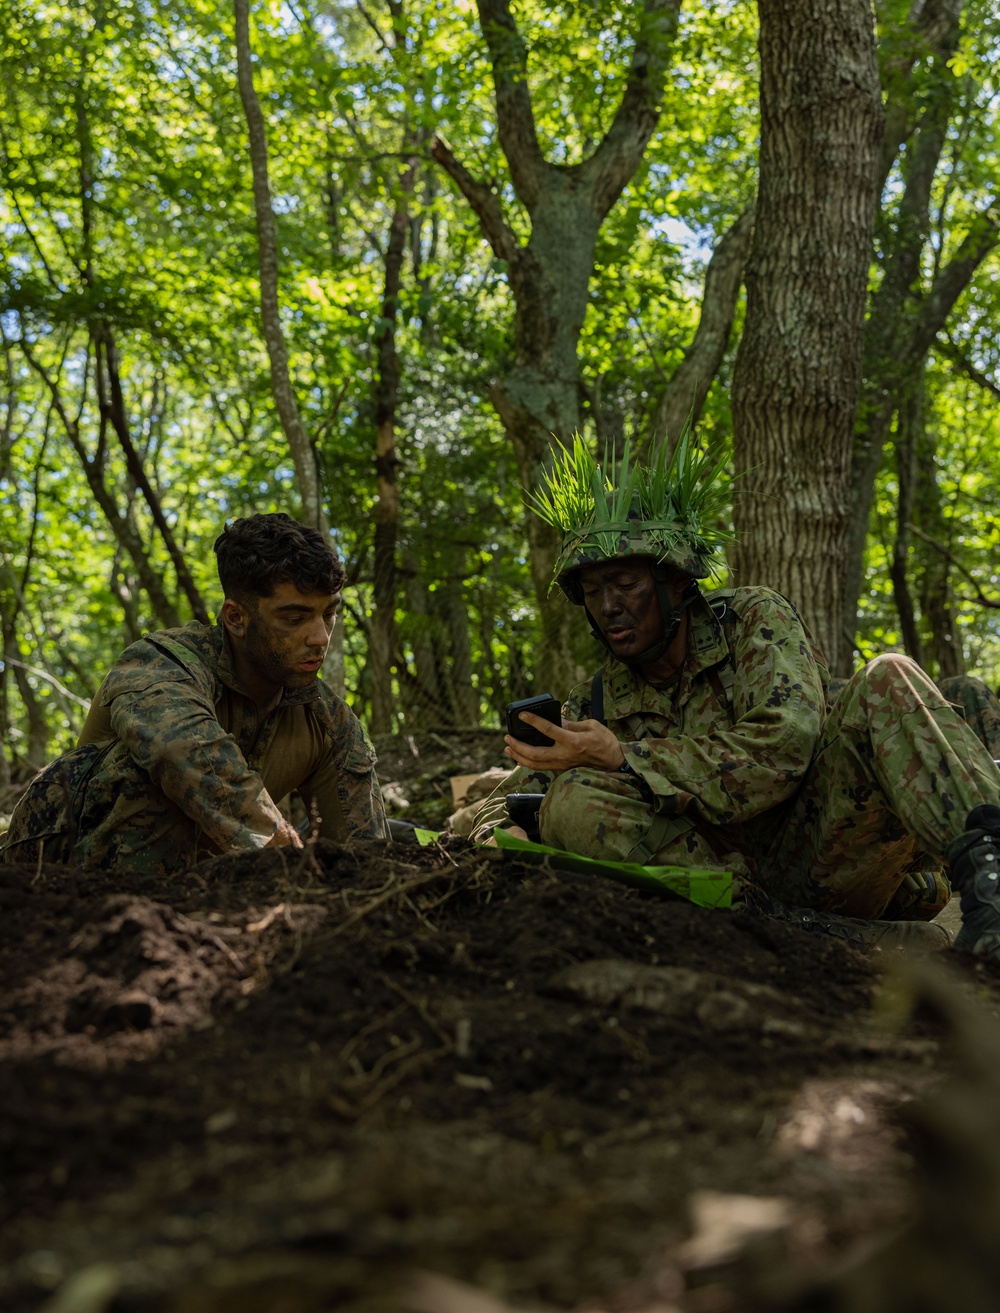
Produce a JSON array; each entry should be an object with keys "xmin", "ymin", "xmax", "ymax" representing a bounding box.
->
[{"xmin": 213, "ymin": 513, "xmax": 345, "ymax": 602}]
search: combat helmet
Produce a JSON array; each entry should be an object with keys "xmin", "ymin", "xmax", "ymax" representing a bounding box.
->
[{"xmin": 529, "ymin": 428, "xmax": 734, "ymax": 666}]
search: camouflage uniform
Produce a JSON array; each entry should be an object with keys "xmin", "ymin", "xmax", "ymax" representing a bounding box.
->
[
  {"xmin": 1, "ymin": 622, "xmax": 387, "ymax": 874},
  {"xmin": 494, "ymin": 586, "xmax": 1000, "ymax": 920}
]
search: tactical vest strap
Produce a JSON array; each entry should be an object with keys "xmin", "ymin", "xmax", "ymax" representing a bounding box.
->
[
  {"xmin": 626, "ymin": 810, "xmax": 694, "ymax": 865},
  {"xmin": 705, "ymin": 590, "xmax": 738, "ymax": 719}
]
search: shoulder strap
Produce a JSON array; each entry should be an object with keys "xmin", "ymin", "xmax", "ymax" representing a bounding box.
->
[
  {"xmin": 705, "ymin": 590, "xmax": 738, "ymax": 717},
  {"xmin": 590, "ymin": 669, "xmax": 605, "ymax": 725}
]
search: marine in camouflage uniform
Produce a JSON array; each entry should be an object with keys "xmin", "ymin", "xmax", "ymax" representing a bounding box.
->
[
  {"xmin": 491, "ymin": 432, "xmax": 1000, "ymax": 938},
  {"xmin": 1, "ymin": 515, "xmax": 387, "ymax": 875}
]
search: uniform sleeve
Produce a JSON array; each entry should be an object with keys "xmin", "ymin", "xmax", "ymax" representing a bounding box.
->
[
  {"xmin": 105, "ymin": 650, "xmax": 283, "ymax": 852},
  {"xmin": 623, "ymin": 592, "xmax": 826, "ymax": 826},
  {"xmin": 298, "ymin": 698, "xmax": 388, "ymax": 840}
]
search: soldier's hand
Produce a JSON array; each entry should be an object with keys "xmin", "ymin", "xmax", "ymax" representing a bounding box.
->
[
  {"xmin": 504, "ymin": 714, "xmax": 626, "ymax": 775},
  {"xmin": 267, "ymin": 817, "xmax": 304, "ymax": 850}
]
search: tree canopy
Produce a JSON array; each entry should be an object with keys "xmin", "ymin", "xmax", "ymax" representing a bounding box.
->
[{"xmin": 2, "ymin": 0, "xmax": 999, "ymax": 779}]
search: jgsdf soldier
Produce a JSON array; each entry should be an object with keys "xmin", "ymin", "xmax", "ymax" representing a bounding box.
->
[
  {"xmin": 1, "ymin": 514, "xmax": 387, "ymax": 874},
  {"xmin": 485, "ymin": 433, "xmax": 1000, "ymax": 952}
]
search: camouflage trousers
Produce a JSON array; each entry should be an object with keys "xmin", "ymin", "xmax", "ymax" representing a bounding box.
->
[
  {"xmin": 539, "ymin": 656, "xmax": 1000, "ymax": 920},
  {"xmin": 1, "ymin": 740, "xmax": 218, "ymax": 875}
]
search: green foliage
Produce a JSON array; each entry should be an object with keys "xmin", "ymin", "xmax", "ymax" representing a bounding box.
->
[
  {"xmin": 0, "ymin": 0, "xmax": 999, "ymax": 775},
  {"xmin": 530, "ymin": 423, "xmax": 734, "ymax": 580}
]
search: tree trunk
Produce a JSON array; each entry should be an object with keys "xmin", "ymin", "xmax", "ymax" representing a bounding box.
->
[
  {"xmin": 489, "ymin": 188, "xmax": 601, "ymax": 695},
  {"xmin": 842, "ymin": 4, "xmax": 959, "ymax": 663},
  {"xmin": 439, "ymin": 580, "xmax": 478, "ymax": 726},
  {"xmin": 888, "ymin": 375, "xmax": 925, "ymax": 665},
  {"xmin": 433, "ymin": 0, "xmax": 679, "ymax": 697},
  {"xmin": 10, "ymin": 658, "xmax": 48, "ymax": 770},
  {"xmin": 400, "ymin": 558, "xmax": 445, "ymax": 730},
  {"xmin": 656, "ymin": 204, "xmax": 755, "ymax": 448},
  {"xmin": 843, "ymin": 198, "xmax": 999, "ymax": 663},
  {"xmin": 95, "ymin": 327, "xmax": 209, "ymax": 624},
  {"xmin": 18, "ymin": 339, "xmax": 183, "ymax": 630},
  {"xmin": 109, "ymin": 542, "xmax": 143, "ymax": 645},
  {"xmin": 1, "ymin": 580, "xmax": 48, "ymax": 773},
  {"xmin": 839, "ymin": 1, "xmax": 1000, "ymax": 663},
  {"xmin": 234, "ymin": 0, "xmax": 350, "ymax": 697},
  {"xmin": 914, "ymin": 408, "xmax": 964, "ymax": 678},
  {"xmin": 234, "ymin": 0, "xmax": 326, "ymax": 534},
  {"xmin": 731, "ymin": 0, "xmax": 881, "ymax": 670},
  {"xmin": 876, "ymin": 0, "xmax": 963, "ymax": 199},
  {"xmin": 370, "ymin": 157, "xmax": 416, "ymax": 734},
  {"xmin": 0, "ymin": 601, "xmax": 15, "ymax": 787}
]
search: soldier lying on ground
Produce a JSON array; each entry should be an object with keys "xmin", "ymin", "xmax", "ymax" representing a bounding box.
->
[
  {"xmin": 1, "ymin": 514, "xmax": 387, "ymax": 875},
  {"xmin": 476, "ymin": 434, "xmax": 1000, "ymax": 953}
]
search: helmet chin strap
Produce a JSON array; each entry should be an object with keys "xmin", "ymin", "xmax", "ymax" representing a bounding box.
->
[{"xmin": 587, "ymin": 569, "xmax": 700, "ymax": 669}]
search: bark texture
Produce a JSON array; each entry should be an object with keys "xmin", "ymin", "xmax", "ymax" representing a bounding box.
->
[
  {"xmin": 433, "ymin": 0, "xmax": 679, "ymax": 694},
  {"xmin": 731, "ymin": 0, "xmax": 881, "ymax": 670}
]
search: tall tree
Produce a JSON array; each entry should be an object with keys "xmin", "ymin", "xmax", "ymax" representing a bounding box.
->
[
  {"xmin": 731, "ymin": 0, "xmax": 882, "ymax": 668},
  {"xmin": 432, "ymin": 0, "xmax": 680, "ymax": 691},
  {"xmin": 234, "ymin": 0, "xmax": 327, "ymax": 536},
  {"xmin": 841, "ymin": 0, "xmax": 1000, "ymax": 666},
  {"xmin": 370, "ymin": 150, "xmax": 417, "ymax": 734}
]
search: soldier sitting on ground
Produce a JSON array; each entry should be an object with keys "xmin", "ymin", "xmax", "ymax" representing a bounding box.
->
[
  {"xmin": 1, "ymin": 513, "xmax": 387, "ymax": 875},
  {"xmin": 478, "ymin": 434, "xmax": 1000, "ymax": 952}
]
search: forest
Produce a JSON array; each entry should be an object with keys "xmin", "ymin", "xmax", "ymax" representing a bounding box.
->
[
  {"xmin": 1, "ymin": 0, "xmax": 999, "ymax": 784},
  {"xmin": 6, "ymin": 5, "xmax": 1000, "ymax": 1311}
]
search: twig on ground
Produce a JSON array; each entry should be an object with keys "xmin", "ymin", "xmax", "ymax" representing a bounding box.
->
[
  {"xmin": 247, "ymin": 903, "xmax": 288, "ymax": 934},
  {"xmin": 330, "ymin": 1043, "xmax": 451, "ymax": 1118},
  {"xmin": 328, "ymin": 869, "xmax": 455, "ymax": 937},
  {"xmin": 379, "ymin": 973, "xmax": 454, "ymax": 1048}
]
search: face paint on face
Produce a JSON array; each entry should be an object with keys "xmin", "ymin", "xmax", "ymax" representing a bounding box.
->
[
  {"xmin": 577, "ymin": 559, "xmax": 665, "ymax": 660},
  {"xmin": 240, "ymin": 582, "xmax": 340, "ymax": 692}
]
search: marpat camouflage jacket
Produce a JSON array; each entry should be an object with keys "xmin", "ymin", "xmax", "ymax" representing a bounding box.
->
[{"xmin": 73, "ymin": 620, "xmax": 387, "ymax": 858}]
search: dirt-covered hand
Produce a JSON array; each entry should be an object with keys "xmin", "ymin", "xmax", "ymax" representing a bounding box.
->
[
  {"xmin": 267, "ymin": 818, "xmax": 304, "ymax": 850},
  {"xmin": 504, "ymin": 714, "xmax": 625, "ymax": 775}
]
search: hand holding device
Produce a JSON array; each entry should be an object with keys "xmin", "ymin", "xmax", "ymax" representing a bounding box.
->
[{"xmin": 505, "ymin": 694, "xmax": 561, "ymax": 747}]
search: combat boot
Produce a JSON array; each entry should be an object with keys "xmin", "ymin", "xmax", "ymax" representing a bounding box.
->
[
  {"xmin": 744, "ymin": 892, "xmax": 950, "ymax": 951},
  {"xmin": 945, "ymin": 804, "xmax": 1000, "ymax": 956},
  {"xmin": 767, "ymin": 903, "xmax": 949, "ymax": 951}
]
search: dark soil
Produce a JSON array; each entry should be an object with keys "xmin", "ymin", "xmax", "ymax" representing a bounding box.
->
[{"xmin": 2, "ymin": 837, "xmax": 999, "ymax": 1313}]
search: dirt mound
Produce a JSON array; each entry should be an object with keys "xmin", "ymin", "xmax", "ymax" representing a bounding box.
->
[{"xmin": 0, "ymin": 840, "xmax": 996, "ymax": 1312}]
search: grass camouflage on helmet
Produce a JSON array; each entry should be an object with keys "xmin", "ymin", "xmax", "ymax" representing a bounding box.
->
[{"xmin": 528, "ymin": 425, "xmax": 735, "ymax": 603}]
